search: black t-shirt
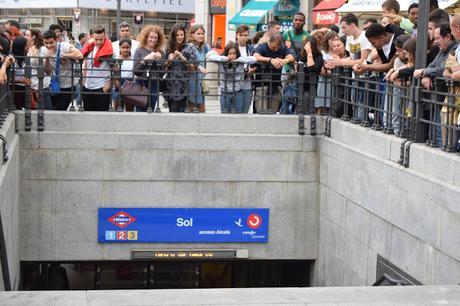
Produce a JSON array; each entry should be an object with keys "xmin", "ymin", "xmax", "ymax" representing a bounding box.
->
[
  {"xmin": 376, "ymin": 25, "xmax": 404, "ymax": 64},
  {"xmin": 253, "ymin": 43, "xmax": 296, "ymax": 86}
]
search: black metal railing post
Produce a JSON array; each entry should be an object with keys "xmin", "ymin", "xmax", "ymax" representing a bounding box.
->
[
  {"xmin": 297, "ymin": 62, "xmax": 305, "ymax": 135},
  {"xmin": 24, "ymin": 57, "xmax": 32, "ymax": 132},
  {"xmin": 37, "ymin": 57, "xmax": 45, "ymax": 131}
]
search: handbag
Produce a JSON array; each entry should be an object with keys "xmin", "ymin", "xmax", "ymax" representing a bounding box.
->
[
  {"xmin": 120, "ymin": 80, "xmax": 149, "ymax": 108},
  {"xmin": 50, "ymin": 42, "xmax": 61, "ymax": 95},
  {"xmin": 201, "ymin": 80, "xmax": 210, "ymax": 95}
]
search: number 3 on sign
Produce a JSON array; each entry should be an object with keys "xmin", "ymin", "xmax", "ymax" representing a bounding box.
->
[{"xmin": 128, "ymin": 231, "xmax": 138, "ymax": 240}]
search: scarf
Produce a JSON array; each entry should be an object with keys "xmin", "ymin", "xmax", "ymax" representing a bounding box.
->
[{"xmin": 82, "ymin": 37, "xmax": 113, "ymax": 67}]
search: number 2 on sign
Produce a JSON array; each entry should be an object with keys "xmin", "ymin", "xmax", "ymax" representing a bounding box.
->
[{"xmin": 117, "ymin": 231, "xmax": 127, "ymax": 240}]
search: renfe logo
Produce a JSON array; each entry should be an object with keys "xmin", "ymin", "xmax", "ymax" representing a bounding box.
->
[
  {"xmin": 247, "ymin": 214, "xmax": 262, "ymax": 229},
  {"xmin": 108, "ymin": 211, "xmax": 136, "ymax": 229}
]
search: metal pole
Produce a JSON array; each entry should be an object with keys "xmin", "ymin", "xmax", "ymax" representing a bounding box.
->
[
  {"xmin": 116, "ymin": 0, "xmax": 121, "ymax": 39},
  {"xmin": 415, "ymin": 0, "xmax": 429, "ymax": 69},
  {"xmin": 413, "ymin": 0, "xmax": 430, "ymax": 142}
]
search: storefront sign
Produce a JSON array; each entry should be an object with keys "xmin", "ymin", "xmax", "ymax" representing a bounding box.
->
[
  {"xmin": 0, "ymin": 0, "xmax": 195, "ymax": 13},
  {"xmin": 209, "ymin": 0, "xmax": 226, "ymax": 14},
  {"xmin": 98, "ymin": 208, "xmax": 269, "ymax": 243},
  {"xmin": 313, "ymin": 10, "xmax": 339, "ymax": 25},
  {"xmin": 274, "ymin": 0, "xmax": 300, "ymax": 17}
]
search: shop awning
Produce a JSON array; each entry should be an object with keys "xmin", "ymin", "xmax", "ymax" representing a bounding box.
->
[
  {"xmin": 336, "ymin": 0, "xmax": 459, "ymax": 13},
  {"xmin": 312, "ymin": 0, "xmax": 347, "ymax": 25},
  {"xmin": 313, "ymin": 0, "xmax": 347, "ymax": 11},
  {"xmin": 229, "ymin": 0, "xmax": 279, "ymax": 26}
]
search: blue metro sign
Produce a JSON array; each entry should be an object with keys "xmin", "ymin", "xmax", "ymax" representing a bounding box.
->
[{"xmin": 98, "ymin": 208, "xmax": 269, "ymax": 243}]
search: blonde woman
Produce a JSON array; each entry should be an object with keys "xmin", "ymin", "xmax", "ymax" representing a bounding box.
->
[
  {"xmin": 133, "ymin": 24, "xmax": 165, "ymax": 112},
  {"xmin": 182, "ymin": 24, "xmax": 210, "ymax": 112}
]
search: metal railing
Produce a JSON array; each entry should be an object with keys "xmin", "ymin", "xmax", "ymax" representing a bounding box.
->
[{"xmin": 3, "ymin": 56, "xmax": 460, "ymax": 154}]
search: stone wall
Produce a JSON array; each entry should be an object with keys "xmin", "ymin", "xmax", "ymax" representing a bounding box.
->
[
  {"xmin": 0, "ymin": 115, "xmax": 21, "ymax": 290},
  {"xmin": 18, "ymin": 112, "xmax": 319, "ymax": 261},
  {"xmin": 6, "ymin": 111, "xmax": 460, "ymax": 287},
  {"xmin": 316, "ymin": 119, "xmax": 460, "ymax": 286}
]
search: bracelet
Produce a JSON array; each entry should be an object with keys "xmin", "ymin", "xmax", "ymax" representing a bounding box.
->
[{"xmin": 269, "ymin": 58, "xmax": 272, "ymax": 64}]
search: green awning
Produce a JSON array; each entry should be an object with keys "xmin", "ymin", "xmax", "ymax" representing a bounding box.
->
[{"xmin": 229, "ymin": 0, "xmax": 278, "ymax": 26}]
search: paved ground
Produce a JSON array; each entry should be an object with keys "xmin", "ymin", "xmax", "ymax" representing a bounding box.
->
[{"xmin": 1, "ymin": 286, "xmax": 459, "ymax": 305}]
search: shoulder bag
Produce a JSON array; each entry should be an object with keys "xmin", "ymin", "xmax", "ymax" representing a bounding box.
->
[{"xmin": 50, "ymin": 42, "xmax": 61, "ymax": 94}]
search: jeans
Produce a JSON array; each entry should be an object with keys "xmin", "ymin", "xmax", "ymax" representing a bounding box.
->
[
  {"xmin": 241, "ymin": 88, "xmax": 253, "ymax": 114},
  {"xmin": 383, "ymin": 86, "xmax": 402, "ymax": 133},
  {"xmin": 280, "ymin": 82, "xmax": 298, "ymax": 114},
  {"xmin": 42, "ymin": 87, "xmax": 53, "ymax": 110},
  {"xmin": 351, "ymin": 80, "xmax": 366, "ymax": 121},
  {"xmin": 220, "ymin": 91, "xmax": 243, "ymax": 113},
  {"xmin": 432, "ymin": 105, "xmax": 443, "ymax": 146}
]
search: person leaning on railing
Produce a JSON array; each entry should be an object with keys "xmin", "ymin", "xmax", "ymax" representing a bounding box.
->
[
  {"xmin": 185, "ymin": 24, "xmax": 210, "ymax": 113},
  {"xmin": 413, "ymin": 22, "xmax": 457, "ymax": 147},
  {"xmin": 0, "ymin": 34, "xmax": 12, "ymax": 86},
  {"xmin": 206, "ymin": 41, "xmax": 256, "ymax": 114},
  {"xmin": 11, "ymin": 36, "xmax": 32, "ymax": 110},
  {"xmin": 26, "ymin": 29, "xmax": 53, "ymax": 110},
  {"xmin": 253, "ymin": 33, "xmax": 295, "ymax": 113},
  {"xmin": 133, "ymin": 24, "xmax": 165, "ymax": 112},
  {"xmin": 42, "ymin": 30, "xmax": 83, "ymax": 111},
  {"xmin": 440, "ymin": 15, "xmax": 460, "ymax": 150},
  {"xmin": 384, "ymin": 34, "xmax": 411, "ymax": 136},
  {"xmin": 163, "ymin": 23, "xmax": 195, "ymax": 113},
  {"xmin": 81, "ymin": 26, "xmax": 113, "ymax": 111}
]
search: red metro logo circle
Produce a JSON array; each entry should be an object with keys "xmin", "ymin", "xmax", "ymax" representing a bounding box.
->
[
  {"xmin": 108, "ymin": 211, "xmax": 136, "ymax": 229},
  {"xmin": 246, "ymin": 214, "xmax": 262, "ymax": 229}
]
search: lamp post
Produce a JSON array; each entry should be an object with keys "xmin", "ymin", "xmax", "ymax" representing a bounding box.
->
[
  {"xmin": 117, "ymin": 0, "xmax": 121, "ymax": 39},
  {"xmin": 415, "ymin": 0, "xmax": 429, "ymax": 69}
]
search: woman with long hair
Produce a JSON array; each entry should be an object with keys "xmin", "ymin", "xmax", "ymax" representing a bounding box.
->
[
  {"xmin": 133, "ymin": 24, "xmax": 165, "ymax": 112},
  {"xmin": 300, "ymin": 34, "xmax": 324, "ymax": 114},
  {"xmin": 162, "ymin": 23, "xmax": 195, "ymax": 112},
  {"xmin": 182, "ymin": 24, "xmax": 210, "ymax": 112},
  {"xmin": 313, "ymin": 30, "xmax": 339, "ymax": 114},
  {"xmin": 25, "ymin": 29, "xmax": 53, "ymax": 110},
  {"xmin": 11, "ymin": 36, "xmax": 32, "ymax": 109}
]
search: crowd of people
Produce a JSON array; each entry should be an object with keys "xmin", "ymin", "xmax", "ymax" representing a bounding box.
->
[{"xmin": 0, "ymin": 0, "xmax": 459, "ymax": 148}]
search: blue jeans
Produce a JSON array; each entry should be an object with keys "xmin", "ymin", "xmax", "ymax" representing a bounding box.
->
[
  {"xmin": 135, "ymin": 79, "xmax": 158, "ymax": 112},
  {"xmin": 241, "ymin": 88, "xmax": 253, "ymax": 113},
  {"xmin": 352, "ymin": 80, "xmax": 366, "ymax": 121},
  {"xmin": 432, "ymin": 105, "xmax": 443, "ymax": 146},
  {"xmin": 220, "ymin": 91, "xmax": 243, "ymax": 113},
  {"xmin": 280, "ymin": 82, "xmax": 298, "ymax": 114},
  {"xmin": 43, "ymin": 87, "xmax": 53, "ymax": 110}
]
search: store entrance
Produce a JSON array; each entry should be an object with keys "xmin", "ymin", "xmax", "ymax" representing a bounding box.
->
[{"xmin": 21, "ymin": 260, "xmax": 312, "ymax": 290}]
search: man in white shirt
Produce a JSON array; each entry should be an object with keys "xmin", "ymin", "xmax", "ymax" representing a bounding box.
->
[
  {"xmin": 236, "ymin": 24, "xmax": 256, "ymax": 113},
  {"xmin": 42, "ymin": 30, "xmax": 83, "ymax": 110},
  {"xmin": 326, "ymin": 13, "xmax": 373, "ymax": 122},
  {"xmin": 82, "ymin": 25, "xmax": 114, "ymax": 111},
  {"xmin": 112, "ymin": 22, "xmax": 139, "ymax": 58}
]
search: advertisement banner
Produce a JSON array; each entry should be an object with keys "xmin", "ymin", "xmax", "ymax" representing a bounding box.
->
[
  {"xmin": 98, "ymin": 208, "xmax": 270, "ymax": 243},
  {"xmin": 0, "ymin": 0, "xmax": 195, "ymax": 13}
]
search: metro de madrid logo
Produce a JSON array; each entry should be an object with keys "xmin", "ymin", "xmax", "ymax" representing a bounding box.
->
[
  {"xmin": 108, "ymin": 211, "xmax": 136, "ymax": 228},
  {"xmin": 246, "ymin": 213, "xmax": 262, "ymax": 229}
]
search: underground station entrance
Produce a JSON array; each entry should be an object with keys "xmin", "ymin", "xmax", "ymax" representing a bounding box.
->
[{"xmin": 20, "ymin": 260, "xmax": 312, "ymax": 290}]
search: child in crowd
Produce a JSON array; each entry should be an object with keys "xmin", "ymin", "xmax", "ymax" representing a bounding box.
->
[
  {"xmin": 113, "ymin": 38, "xmax": 134, "ymax": 111},
  {"xmin": 206, "ymin": 41, "xmax": 256, "ymax": 113},
  {"xmin": 384, "ymin": 34, "xmax": 411, "ymax": 135}
]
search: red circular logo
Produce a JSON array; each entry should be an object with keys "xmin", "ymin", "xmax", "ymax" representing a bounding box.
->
[{"xmin": 246, "ymin": 214, "xmax": 262, "ymax": 229}]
